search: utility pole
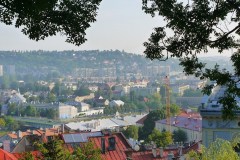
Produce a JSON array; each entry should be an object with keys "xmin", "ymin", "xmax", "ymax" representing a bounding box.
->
[{"xmin": 165, "ymin": 66, "xmax": 171, "ymax": 132}]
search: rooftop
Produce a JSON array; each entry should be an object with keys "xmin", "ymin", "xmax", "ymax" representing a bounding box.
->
[{"xmin": 156, "ymin": 113, "xmax": 202, "ymax": 132}]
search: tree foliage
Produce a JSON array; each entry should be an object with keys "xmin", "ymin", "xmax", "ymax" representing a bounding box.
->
[
  {"xmin": 173, "ymin": 129, "xmax": 188, "ymax": 143},
  {"xmin": 36, "ymin": 138, "xmax": 71, "ymax": 160},
  {"xmin": 142, "ymin": 0, "xmax": 240, "ymax": 119},
  {"xmin": 0, "ymin": 0, "xmax": 102, "ymax": 46},
  {"xmin": 187, "ymin": 138, "xmax": 240, "ymax": 160},
  {"xmin": 139, "ymin": 109, "xmax": 165, "ymax": 140},
  {"xmin": 36, "ymin": 138, "xmax": 102, "ymax": 160},
  {"xmin": 72, "ymin": 141, "xmax": 102, "ymax": 160},
  {"xmin": 147, "ymin": 129, "xmax": 173, "ymax": 148},
  {"xmin": 123, "ymin": 125, "xmax": 139, "ymax": 140}
]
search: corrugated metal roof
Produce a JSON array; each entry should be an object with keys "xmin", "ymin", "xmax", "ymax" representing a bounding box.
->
[{"xmin": 62, "ymin": 131, "xmax": 103, "ymax": 143}]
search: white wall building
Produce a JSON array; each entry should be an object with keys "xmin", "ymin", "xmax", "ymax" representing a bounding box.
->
[
  {"xmin": 79, "ymin": 102, "xmax": 91, "ymax": 112},
  {"xmin": 58, "ymin": 103, "xmax": 78, "ymax": 119}
]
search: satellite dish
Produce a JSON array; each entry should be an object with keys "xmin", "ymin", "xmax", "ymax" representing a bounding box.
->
[{"xmin": 134, "ymin": 145, "xmax": 140, "ymax": 151}]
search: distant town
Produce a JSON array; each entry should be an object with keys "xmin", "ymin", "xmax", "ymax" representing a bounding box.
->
[{"xmin": 0, "ymin": 50, "xmax": 234, "ymax": 159}]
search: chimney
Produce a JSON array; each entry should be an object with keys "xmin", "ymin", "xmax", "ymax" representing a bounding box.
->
[
  {"xmin": 61, "ymin": 124, "xmax": 65, "ymax": 133},
  {"xmin": 152, "ymin": 147, "xmax": 157, "ymax": 158},
  {"xmin": 178, "ymin": 145, "xmax": 183, "ymax": 156},
  {"xmin": 101, "ymin": 137, "xmax": 106, "ymax": 154},
  {"xmin": 41, "ymin": 133, "xmax": 46, "ymax": 141},
  {"xmin": 159, "ymin": 147, "xmax": 163, "ymax": 158},
  {"xmin": 17, "ymin": 130, "xmax": 22, "ymax": 139}
]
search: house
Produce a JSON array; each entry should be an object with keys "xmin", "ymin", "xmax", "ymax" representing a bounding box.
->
[
  {"xmin": 94, "ymin": 98, "xmax": 109, "ymax": 107},
  {"xmin": 63, "ymin": 131, "xmax": 132, "ymax": 160},
  {"xmin": 79, "ymin": 102, "xmax": 91, "ymax": 111},
  {"xmin": 6, "ymin": 130, "xmax": 201, "ymax": 160},
  {"xmin": 88, "ymin": 85, "xmax": 98, "ymax": 92},
  {"xmin": 109, "ymin": 100, "xmax": 124, "ymax": 107},
  {"xmin": 171, "ymin": 84, "xmax": 190, "ymax": 96},
  {"xmin": 155, "ymin": 111, "xmax": 202, "ymax": 142},
  {"xmin": 0, "ymin": 128, "xmax": 60, "ymax": 152},
  {"xmin": 200, "ymin": 85, "xmax": 240, "ymax": 147},
  {"xmin": 75, "ymin": 93, "xmax": 95, "ymax": 102},
  {"xmin": 8, "ymin": 92, "xmax": 26, "ymax": 104}
]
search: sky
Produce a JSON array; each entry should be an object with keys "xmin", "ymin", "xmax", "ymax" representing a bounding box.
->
[{"xmin": 0, "ymin": 0, "xmax": 163, "ymax": 54}]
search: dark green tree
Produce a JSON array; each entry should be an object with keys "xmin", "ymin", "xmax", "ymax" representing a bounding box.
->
[
  {"xmin": 25, "ymin": 105, "xmax": 37, "ymax": 117},
  {"xmin": 139, "ymin": 109, "xmax": 165, "ymax": 140},
  {"xmin": 7, "ymin": 103, "xmax": 17, "ymax": 115},
  {"xmin": 142, "ymin": 0, "xmax": 240, "ymax": 119},
  {"xmin": 173, "ymin": 129, "xmax": 188, "ymax": 143},
  {"xmin": 74, "ymin": 86, "xmax": 91, "ymax": 97},
  {"xmin": 0, "ymin": 0, "xmax": 102, "ymax": 46}
]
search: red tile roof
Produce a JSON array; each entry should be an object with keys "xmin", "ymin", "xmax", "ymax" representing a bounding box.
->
[
  {"xmin": 0, "ymin": 148, "xmax": 18, "ymax": 160},
  {"xmin": 89, "ymin": 133, "xmax": 132, "ymax": 160},
  {"xmin": 7, "ymin": 128, "xmax": 59, "ymax": 139}
]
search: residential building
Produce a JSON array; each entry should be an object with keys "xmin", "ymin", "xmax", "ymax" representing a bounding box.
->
[
  {"xmin": 79, "ymin": 102, "xmax": 91, "ymax": 111},
  {"xmin": 200, "ymin": 85, "xmax": 240, "ymax": 147},
  {"xmin": 94, "ymin": 98, "xmax": 109, "ymax": 107},
  {"xmin": 75, "ymin": 93, "xmax": 94, "ymax": 102},
  {"xmin": 0, "ymin": 128, "xmax": 60, "ymax": 152},
  {"xmin": 58, "ymin": 103, "xmax": 78, "ymax": 119},
  {"xmin": 155, "ymin": 111, "xmax": 202, "ymax": 142},
  {"xmin": 109, "ymin": 100, "xmax": 124, "ymax": 107},
  {"xmin": 8, "ymin": 92, "xmax": 26, "ymax": 104},
  {"xmin": 171, "ymin": 84, "xmax": 190, "ymax": 96},
  {"xmin": 65, "ymin": 114, "xmax": 147, "ymax": 132}
]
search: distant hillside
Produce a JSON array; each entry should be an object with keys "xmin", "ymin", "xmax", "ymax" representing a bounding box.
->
[{"xmin": 0, "ymin": 50, "xmax": 232, "ymax": 79}]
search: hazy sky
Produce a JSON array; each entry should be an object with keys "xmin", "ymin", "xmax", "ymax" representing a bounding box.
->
[{"xmin": 0, "ymin": 0, "xmax": 164, "ymax": 54}]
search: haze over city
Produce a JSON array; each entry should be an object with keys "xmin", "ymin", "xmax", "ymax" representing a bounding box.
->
[{"xmin": 0, "ymin": 0, "xmax": 162, "ymax": 54}]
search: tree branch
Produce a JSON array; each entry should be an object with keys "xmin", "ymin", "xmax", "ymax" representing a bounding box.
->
[{"xmin": 210, "ymin": 23, "xmax": 240, "ymax": 43}]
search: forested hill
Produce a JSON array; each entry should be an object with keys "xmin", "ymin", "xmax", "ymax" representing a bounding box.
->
[
  {"xmin": 0, "ymin": 50, "xmax": 231, "ymax": 78},
  {"xmin": 0, "ymin": 50, "xmax": 180, "ymax": 73}
]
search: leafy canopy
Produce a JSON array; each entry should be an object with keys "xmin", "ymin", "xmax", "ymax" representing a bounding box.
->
[
  {"xmin": 0, "ymin": 0, "xmax": 102, "ymax": 46},
  {"xmin": 187, "ymin": 138, "xmax": 240, "ymax": 160},
  {"xmin": 147, "ymin": 129, "xmax": 173, "ymax": 148},
  {"xmin": 142, "ymin": 0, "xmax": 240, "ymax": 119}
]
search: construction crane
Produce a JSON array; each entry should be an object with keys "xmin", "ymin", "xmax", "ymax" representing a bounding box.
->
[{"xmin": 165, "ymin": 66, "xmax": 171, "ymax": 132}]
